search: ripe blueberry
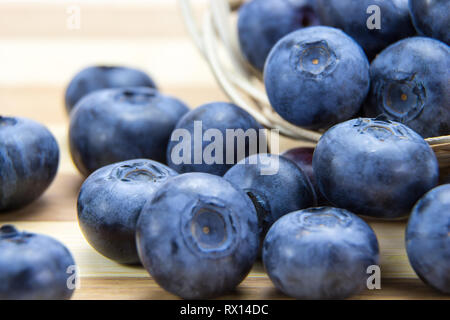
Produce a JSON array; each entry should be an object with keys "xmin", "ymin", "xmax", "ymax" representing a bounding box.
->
[
  {"xmin": 313, "ymin": 117, "xmax": 439, "ymax": 219},
  {"xmin": 136, "ymin": 173, "xmax": 259, "ymax": 299},
  {"xmin": 166, "ymin": 102, "xmax": 266, "ymax": 176},
  {"xmin": 409, "ymin": 0, "xmax": 449, "ymax": 45},
  {"xmin": 224, "ymin": 153, "xmax": 316, "ymax": 240},
  {"xmin": 77, "ymin": 159, "xmax": 178, "ymax": 264},
  {"xmin": 69, "ymin": 87, "xmax": 189, "ymax": 176},
  {"xmin": 364, "ymin": 37, "xmax": 450, "ymax": 138},
  {"xmin": 264, "ymin": 26, "xmax": 370, "ymax": 130},
  {"xmin": 406, "ymin": 184, "xmax": 450, "ymax": 294},
  {"xmin": 0, "ymin": 116, "xmax": 59, "ymax": 211},
  {"xmin": 65, "ymin": 65, "xmax": 157, "ymax": 114},
  {"xmin": 263, "ymin": 207, "xmax": 379, "ymax": 299},
  {"xmin": 316, "ymin": 0, "xmax": 416, "ymax": 59},
  {"xmin": 238, "ymin": 0, "xmax": 320, "ymax": 72},
  {"xmin": 0, "ymin": 225, "xmax": 76, "ymax": 300}
]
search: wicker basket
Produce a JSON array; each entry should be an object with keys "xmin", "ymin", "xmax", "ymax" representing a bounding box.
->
[{"xmin": 179, "ymin": 0, "xmax": 450, "ymax": 176}]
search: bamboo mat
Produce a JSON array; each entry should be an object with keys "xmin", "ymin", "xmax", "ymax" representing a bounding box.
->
[{"xmin": 0, "ymin": 0, "xmax": 448, "ymax": 300}]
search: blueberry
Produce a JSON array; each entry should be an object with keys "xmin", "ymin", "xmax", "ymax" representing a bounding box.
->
[
  {"xmin": 69, "ymin": 87, "xmax": 189, "ymax": 176},
  {"xmin": 0, "ymin": 225, "xmax": 76, "ymax": 300},
  {"xmin": 406, "ymin": 184, "xmax": 450, "ymax": 294},
  {"xmin": 313, "ymin": 117, "xmax": 439, "ymax": 219},
  {"xmin": 264, "ymin": 26, "xmax": 370, "ymax": 130},
  {"xmin": 224, "ymin": 153, "xmax": 316, "ymax": 239},
  {"xmin": 364, "ymin": 37, "xmax": 450, "ymax": 138},
  {"xmin": 409, "ymin": 0, "xmax": 449, "ymax": 45},
  {"xmin": 166, "ymin": 102, "xmax": 266, "ymax": 176},
  {"xmin": 316, "ymin": 0, "xmax": 416, "ymax": 60},
  {"xmin": 65, "ymin": 66, "xmax": 157, "ymax": 114},
  {"xmin": 78, "ymin": 159, "xmax": 178, "ymax": 264},
  {"xmin": 0, "ymin": 116, "xmax": 59, "ymax": 211},
  {"xmin": 238, "ymin": 0, "xmax": 320, "ymax": 72},
  {"xmin": 136, "ymin": 173, "xmax": 259, "ymax": 299},
  {"xmin": 282, "ymin": 147, "xmax": 329, "ymax": 205},
  {"xmin": 263, "ymin": 207, "xmax": 379, "ymax": 299}
]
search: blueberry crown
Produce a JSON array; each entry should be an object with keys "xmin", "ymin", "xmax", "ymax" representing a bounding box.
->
[
  {"xmin": 180, "ymin": 197, "xmax": 240, "ymax": 259},
  {"xmin": 298, "ymin": 207, "xmax": 353, "ymax": 230},
  {"xmin": 373, "ymin": 72, "xmax": 426, "ymax": 123},
  {"xmin": 0, "ymin": 117, "xmax": 18, "ymax": 127},
  {"xmin": 353, "ymin": 118, "xmax": 414, "ymax": 141},
  {"xmin": 110, "ymin": 161, "xmax": 172, "ymax": 183},
  {"xmin": 290, "ymin": 40, "xmax": 337, "ymax": 78}
]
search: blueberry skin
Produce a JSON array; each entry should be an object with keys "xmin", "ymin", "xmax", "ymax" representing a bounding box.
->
[
  {"xmin": 238, "ymin": 0, "xmax": 320, "ymax": 72},
  {"xmin": 313, "ymin": 118, "xmax": 439, "ymax": 219},
  {"xmin": 0, "ymin": 117, "xmax": 59, "ymax": 211},
  {"xmin": 136, "ymin": 173, "xmax": 259, "ymax": 299},
  {"xmin": 263, "ymin": 207, "xmax": 379, "ymax": 299},
  {"xmin": 0, "ymin": 225, "xmax": 76, "ymax": 300},
  {"xmin": 65, "ymin": 66, "xmax": 157, "ymax": 114},
  {"xmin": 69, "ymin": 87, "xmax": 189, "ymax": 176},
  {"xmin": 406, "ymin": 185, "xmax": 450, "ymax": 294},
  {"xmin": 78, "ymin": 159, "xmax": 178, "ymax": 264},
  {"xmin": 264, "ymin": 26, "xmax": 370, "ymax": 130},
  {"xmin": 282, "ymin": 147, "xmax": 329, "ymax": 205},
  {"xmin": 166, "ymin": 102, "xmax": 266, "ymax": 176},
  {"xmin": 364, "ymin": 37, "xmax": 450, "ymax": 138},
  {"xmin": 316, "ymin": 0, "xmax": 416, "ymax": 60},
  {"xmin": 224, "ymin": 154, "xmax": 316, "ymax": 238},
  {"xmin": 409, "ymin": 0, "xmax": 449, "ymax": 45}
]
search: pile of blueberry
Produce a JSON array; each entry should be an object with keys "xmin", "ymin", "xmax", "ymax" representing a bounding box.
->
[{"xmin": 0, "ymin": 0, "xmax": 449, "ymax": 300}]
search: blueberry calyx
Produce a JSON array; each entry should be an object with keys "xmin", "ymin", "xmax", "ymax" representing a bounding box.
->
[
  {"xmin": 290, "ymin": 40, "xmax": 337, "ymax": 77},
  {"xmin": 98, "ymin": 66, "xmax": 117, "ymax": 71},
  {"xmin": 181, "ymin": 198, "xmax": 239, "ymax": 259},
  {"xmin": 353, "ymin": 117, "xmax": 411, "ymax": 141},
  {"xmin": 0, "ymin": 225, "xmax": 20, "ymax": 239},
  {"xmin": 298, "ymin": 207, "xmax": 353, "ymax": 230},
  {"xmin": 110, "ymin": 162, "xmax": 172, "ymax": 183},
  {"xmin": 374, "ymin": 73, "xmax": 426, "ymax": 123},
  {"xmin": 0, "ymin": 116, "xmax": 17, "ymax": 127},
  {"xmin": 115, "ymin": 88, "xmax": 157, "ymax": 104}
]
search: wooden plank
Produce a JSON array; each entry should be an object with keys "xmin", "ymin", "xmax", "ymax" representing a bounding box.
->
[{"xmin": 71, "ymin": 278, "xmax": 448, "ymax": 300}]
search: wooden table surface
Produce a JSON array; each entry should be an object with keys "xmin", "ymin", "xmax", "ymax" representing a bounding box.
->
[{"xmin": 0, "ymin": 0, "xmax": 448, "ymax": 300}]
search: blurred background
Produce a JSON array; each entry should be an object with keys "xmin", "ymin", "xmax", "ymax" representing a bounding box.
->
[{"xmin": 0, "ymin": 0, "xmax": 228, "ymax": 174}]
